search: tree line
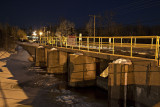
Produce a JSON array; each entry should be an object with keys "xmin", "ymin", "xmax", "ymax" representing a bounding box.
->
[
  {"xmin": 37, "ymin": 19, "xmax": 160, "ymax": 38},
  {"xmin": 0, "ymin": 23, "xmax": 27, "ymax": 50},
  {"xmin": 45, "ymin": 12, "xmax": 160, "ymax": 37}
]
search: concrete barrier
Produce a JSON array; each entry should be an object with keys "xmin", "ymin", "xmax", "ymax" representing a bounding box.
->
[
  {"xmin": 69, "ymin": 54, "xmax": 96, "ymax": 87},
  {"xmin": 47, "ymin": 49, "xmax": 68, "ymax": 74},
  {"xmin": 35, "ymin": 47, "xmax": 48, "ymax": 67}
]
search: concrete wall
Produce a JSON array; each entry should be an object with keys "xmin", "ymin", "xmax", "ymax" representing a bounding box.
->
[
  {"xmin": 47, "ymin": 49, "xmax": 68, "ymax": 74},
  {"xmin": 68, "ymin": 54, "xmax": 96, "ymax": 87}
]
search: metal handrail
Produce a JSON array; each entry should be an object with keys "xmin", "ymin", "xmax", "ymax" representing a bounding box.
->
[{"xmin": 39, "ymin": 36, "xmax": 160, "ymax": 65}]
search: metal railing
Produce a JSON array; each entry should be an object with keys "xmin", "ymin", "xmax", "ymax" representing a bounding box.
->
[{"xmin": 39, "ymin": 36, "xmax": 160, "ymax": 65}]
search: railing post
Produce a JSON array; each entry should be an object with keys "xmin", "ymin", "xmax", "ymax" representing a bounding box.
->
[
  {"xmin": 45, "ymin": 37, "xmax": 47, "ymax": 46},
  {"xmin": 158, "ymin": 36, "xmax": 160, "ymax": 66},
  {"xmin": 151, "ymin": 38, "xmax": 153, "ymax": 49},
  {"xmin": 56, "ymin": 37, "xmax": 57, "ymax": 47},
  {"xmin": 113, "ymin": 38, "xmax": 114, "ymax": 54},
  {"xmin": 101, "ymin": 38, "xmax": 102, "ymax": 49},
  {"xmin": 41, "ymin": 37, "xmax": 43, "ymax": 45},
  {"xmin": 87, "ymin": 37, "xmax": 89, "ymax": 51},
  {"xmin": 131, "ymin": 37, "xmax": 133, "ymax": 57},
  {"xmin": 155, "ymin": 37, "xmax": 157, "ymax": 60},
  {"xmin": 79, "ymin": 37, "xmax": 80, "ymax": 50},
  {"xmin": 121, "ymin": 38, "xmax": 122, "ymax": 47},
  {"xmin": 52, "ymin": 37, "xmax": 53, "ymax": 46},
  {"xmin": 39, "ymin": 36, "xmax": 41, "ymax": 45},
  {"xmin": 134, "ymin": 38, "xmax": 136, "ymax": 45},
  {"xmin": 61, "ymin": 38, "xmax": 62, "ymax": 47},
  {"xmin": 99, "ymin": 38, "xmax": 100, "ymax": 52},
  {"xmin": 155, "ymin": 36, "xmax": 159, "ymax": 60},
  {"xmin": 76, "ymin": 37, "xmax": 77, "ymax": 46},
  {"xmin": 81, "ymin": 37, "xmax": 82, "ymax": 47},
  {"xmin": 66, "ymin": 38, "xmax": 67, "ymax": 48}
]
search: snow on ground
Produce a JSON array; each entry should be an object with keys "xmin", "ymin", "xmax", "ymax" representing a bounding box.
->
[
  {"xmin": 0, "ymin": 46, "xmax": 108, "ymax": 107},
  {"xmin": 0, "ymin": 48, "xmax": 29, "ymax": 107}
]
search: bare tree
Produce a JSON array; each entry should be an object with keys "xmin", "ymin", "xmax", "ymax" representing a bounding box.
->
[
  {"xmin": 17, "ymin": 29, "xmax": 27, "ymax": 40},
  {"xmin": 85, "ymin": 18, "xmax": 93, "ymax": 36},
  {"xmin": 56, "ymin": 19, "xmax": 75, "ymax": 37}
]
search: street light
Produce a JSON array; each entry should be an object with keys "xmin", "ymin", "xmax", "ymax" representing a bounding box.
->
[
  {"xmin": 39, "ymin": 32, "xmax": 43, "ymax": 36},
  {"xmin": 39, "ymin": 32, "xmax": 43, "ymax": 44},
  {"xmin": 33, "ymin": 31, "xmax": 37, "ymax": 36}
]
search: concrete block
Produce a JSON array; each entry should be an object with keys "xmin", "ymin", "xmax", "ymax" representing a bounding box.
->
[
  {"xmin": 149, "ymin": 72, "xmax": 160, "ymax": 86},
  {"xmin": 108, "ymin": 63, "xmax": 132, "ymax": 86},
  {"xmin": 69, "ymin": 54, "xmax": 96, "ymax": 87},
  {"xmin": 35, "ymin": 47, "xmax": 48, "ymax": 67},
  {"xmin": 47, "ymin": 49, "xmax": 67, "ymax": 74}
]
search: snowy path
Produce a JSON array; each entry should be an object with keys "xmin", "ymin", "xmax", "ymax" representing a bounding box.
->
[{"xmin": 0, "ymin": 50, "xmax": 29, "ymax": 107}]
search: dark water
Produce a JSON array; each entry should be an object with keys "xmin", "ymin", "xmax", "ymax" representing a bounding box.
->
[
  {"xmin": 19, "ymin": 67, "xmax": 108, "ymax": 107},
  {"xmin": 17, "ymin": 65, "xmax": 160, "ymax": 107}
]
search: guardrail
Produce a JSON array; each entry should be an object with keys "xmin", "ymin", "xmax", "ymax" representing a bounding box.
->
[{"xmin": 39, "ymin": 36, "xmax": 160, "ymax": 65}]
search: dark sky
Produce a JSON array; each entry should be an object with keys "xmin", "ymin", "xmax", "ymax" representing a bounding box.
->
[{"xmin": 0, "ymin": 0, "xmax": 160, "ymax": 27}]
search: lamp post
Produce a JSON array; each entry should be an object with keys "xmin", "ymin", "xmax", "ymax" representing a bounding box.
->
[{"xmin": 39, "ymin": 32, "xmax": 43, "ymax": 44}]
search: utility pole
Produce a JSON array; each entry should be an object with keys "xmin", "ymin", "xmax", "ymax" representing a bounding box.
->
[{"xmin": 89, "ymin": 15, "xmax": 100, "ymax": 44}]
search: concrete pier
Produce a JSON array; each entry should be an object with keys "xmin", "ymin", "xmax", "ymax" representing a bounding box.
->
[
  {"xmin": 47, "ymin": 49, "xmax": 68, "ymax": 74},
  {"xmin": 35, "ymin": 47, "xmax": 48, "ymax": 67},
  {"xmin": 68, "ymin": 54, "xmax": 96, "ymax": 87},
  {"xmin": 107, "ymin": 63, "xmax": 133, "ymax": 107}
]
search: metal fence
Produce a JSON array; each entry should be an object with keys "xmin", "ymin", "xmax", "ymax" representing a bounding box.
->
[{"xmin": 39, "ymin": 36, "xmax": 160, "ymax": 65}]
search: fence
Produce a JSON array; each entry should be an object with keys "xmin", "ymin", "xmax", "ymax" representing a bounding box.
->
[{"xmin": 39, "ymin": 36, "xmax": 160, "ymax": 65}]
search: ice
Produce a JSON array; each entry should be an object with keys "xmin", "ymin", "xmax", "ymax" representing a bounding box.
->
[{"xmin": 56, "ymin": 95, "xmax": 75, "ymax": 104}]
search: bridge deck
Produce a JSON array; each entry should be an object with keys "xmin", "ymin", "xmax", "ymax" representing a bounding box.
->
[{"xmin": 19, "ymin": 35, "xmax": 160, "ymax": 66}]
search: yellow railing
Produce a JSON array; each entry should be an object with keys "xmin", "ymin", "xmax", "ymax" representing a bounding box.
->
[{"xmin": 39, "ymin": 36, "xmax": 160, "ymax": 65}]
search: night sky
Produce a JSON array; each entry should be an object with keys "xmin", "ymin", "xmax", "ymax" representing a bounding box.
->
[{"xmin": 0, "ymin": 0, "xmax": 160, "ymax": 27}]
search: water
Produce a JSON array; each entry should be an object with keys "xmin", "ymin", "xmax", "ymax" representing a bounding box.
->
[
  {"xmin": 18, "ymin": 63, "xmax": 160, "ymax": 107},
  {"xmin": 19, "ymin": 67, "xmax": 108, "ymax": 107}
]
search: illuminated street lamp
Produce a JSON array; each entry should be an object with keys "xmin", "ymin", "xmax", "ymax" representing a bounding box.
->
[
  {"xmin": 39, "ymin": 32, "xmax": 43, "ymax": 44},
  {"xmin": 33, "ymin": 31, "xmax": 37, "ymax": 36},
  {"xmin": 39, "ymin": 32, "xmax": 43, "ymax": 36}
]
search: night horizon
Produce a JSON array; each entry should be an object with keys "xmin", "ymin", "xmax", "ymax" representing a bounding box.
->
[{"xmin": 0, "ymin": 0, "xmax": 160, "ymax": 27}]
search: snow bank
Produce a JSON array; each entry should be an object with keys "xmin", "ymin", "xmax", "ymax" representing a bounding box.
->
[
  {"xmin": 51, "ymin": 48, "xmax": 57, "ymax": 50},
  {"xmin": 113, "ymin": 58, "xmax": 132, "ymax": 65},
  {"xmin": 38, "ymin": 46, "xmax": 44, "ymax": 48}
]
